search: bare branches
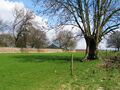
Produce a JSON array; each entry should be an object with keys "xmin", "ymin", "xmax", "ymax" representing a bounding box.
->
[{"xmin": 103, "ymin": 23, "xmax": 120, "ymax": 35}]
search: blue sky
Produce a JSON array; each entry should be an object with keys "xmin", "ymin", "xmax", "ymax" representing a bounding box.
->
[{"xmin": 10, "ymin": 0, "xmax": 37, "ymax": 11}]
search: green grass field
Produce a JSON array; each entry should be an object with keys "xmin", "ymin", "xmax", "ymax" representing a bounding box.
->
[{"xmin": 0, "ymin": 52, "xmax": 120, "ymax": 90}]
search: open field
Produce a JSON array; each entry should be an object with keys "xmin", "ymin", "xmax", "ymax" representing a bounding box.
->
[{"xmin": 0, "ymin": 52, "xmax": 120, "ymax": 90}]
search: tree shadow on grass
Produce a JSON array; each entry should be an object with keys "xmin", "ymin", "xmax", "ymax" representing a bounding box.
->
[{"xmin": 13, "ymin": 54, "xmax": 83, "ymax": 63}]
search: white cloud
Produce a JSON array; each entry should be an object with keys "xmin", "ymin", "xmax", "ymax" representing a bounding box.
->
[
  {"xmin": 0, "ymin": 0, "xmax": 24, "ymax": 21},
  {"xmin": 76, "ymin": 39, "xmax": 86, "ymax": 49},
  {"xmin": 0, "ymin": 0, "xmax": 24, "ymax": 10},
  {"xmin": 32, "ymin": 15, "xmax": 48, "ymax": 30}
]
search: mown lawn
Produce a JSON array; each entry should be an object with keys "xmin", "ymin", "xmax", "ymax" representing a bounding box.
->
[{"xmin": 0, "ymin": 52, "xmax": 120, "ymax": 90}]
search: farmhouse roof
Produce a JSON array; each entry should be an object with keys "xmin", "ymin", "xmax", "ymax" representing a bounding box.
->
[{"xmin": 48, "ymin": 44, "xmax": 59, "ymax": 49}]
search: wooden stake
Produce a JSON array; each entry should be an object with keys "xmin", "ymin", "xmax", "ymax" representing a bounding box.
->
[{"xmin": 71, "ymin": 54, "xmax": 74, "ymax": 76}]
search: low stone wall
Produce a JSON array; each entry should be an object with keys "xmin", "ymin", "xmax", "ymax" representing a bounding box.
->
[{"xmin": 0, "ymin": 47, "xmax": 63, "ymax": 53}]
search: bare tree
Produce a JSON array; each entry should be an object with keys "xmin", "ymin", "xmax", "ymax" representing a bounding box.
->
[
  {"xmin": 12, "ymin": 6, "xmax": 49, "ymax": 48},
  {"xmin": 34, "ymin": 0, "xmax": 120, "ymax": 60},
  {"xmin": 0, "ymin": 33, "xmax": 14, "ymax": 47},
  {"xmin": 107, "ymin": 31, "xmax": 120, "ymax": 51},
  {"xmin": 27, "ymin": 26, "xmax": 48, "ymax": 48},
  {"xmin": 12, "ymin": 6, "xmax": 35, "ymax": 47},
  {"xmin": 53, "ymin": 30, "xmax": 77, "ymax": 50}
]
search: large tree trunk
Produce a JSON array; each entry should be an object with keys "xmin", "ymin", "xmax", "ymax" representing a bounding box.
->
[
  {"xmin": 117, "ymin": 47, "xmax": 120, "ymax": 51},
  {"xmin": 85, "ymin": 36, "xmax": 98, "ymax": 60}
]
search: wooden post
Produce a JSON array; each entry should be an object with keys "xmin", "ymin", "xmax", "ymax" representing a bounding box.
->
[
  {"xmin": 71, "ymin": 54, "xmax": 74, "ymax": 76},
  {"xmin": 106, "ymin": 49, "xmax": 108, "ymax": 57}
]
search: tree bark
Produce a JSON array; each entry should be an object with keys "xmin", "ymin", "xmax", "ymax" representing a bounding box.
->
[
  {"xmin": 117, "ymin": 47, "xmax": 120, "ymax": 51},
  {"xmin": 85, "ymin": 36, "xmax": 98, "ymax": 60}
]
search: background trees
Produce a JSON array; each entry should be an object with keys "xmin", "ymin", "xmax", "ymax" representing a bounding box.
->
[
  {"xmin": 26, "ymin": 26, "xmax": 48, "ymax": 48},
  {"xmin": 0, "ymin": 33, "xmax": 14, "ymax": 47},
  {"xmin": 0, "ymin": 19, "xmax": 13, "ymax": 47},
  {"xmin": 53, "ymin": 30, "xmax": 77, "ymax": 50},
  {"xmin": 34, "ymin": 0, "xmax": 120, "ymax": 59},
  {"xmin": 107, "ymin": 31, "xmax": 120, "ymax": 51}
]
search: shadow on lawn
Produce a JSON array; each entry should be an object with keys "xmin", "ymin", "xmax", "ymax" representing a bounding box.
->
[{"xmin": 13, "ymin": 54, "xmax": 83, "ymax": 63}]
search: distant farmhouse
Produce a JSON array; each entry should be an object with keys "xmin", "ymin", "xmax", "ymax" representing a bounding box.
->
[{"xmin": 47, "ymin": 44, "xmax": 60, "ymax": 49}]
